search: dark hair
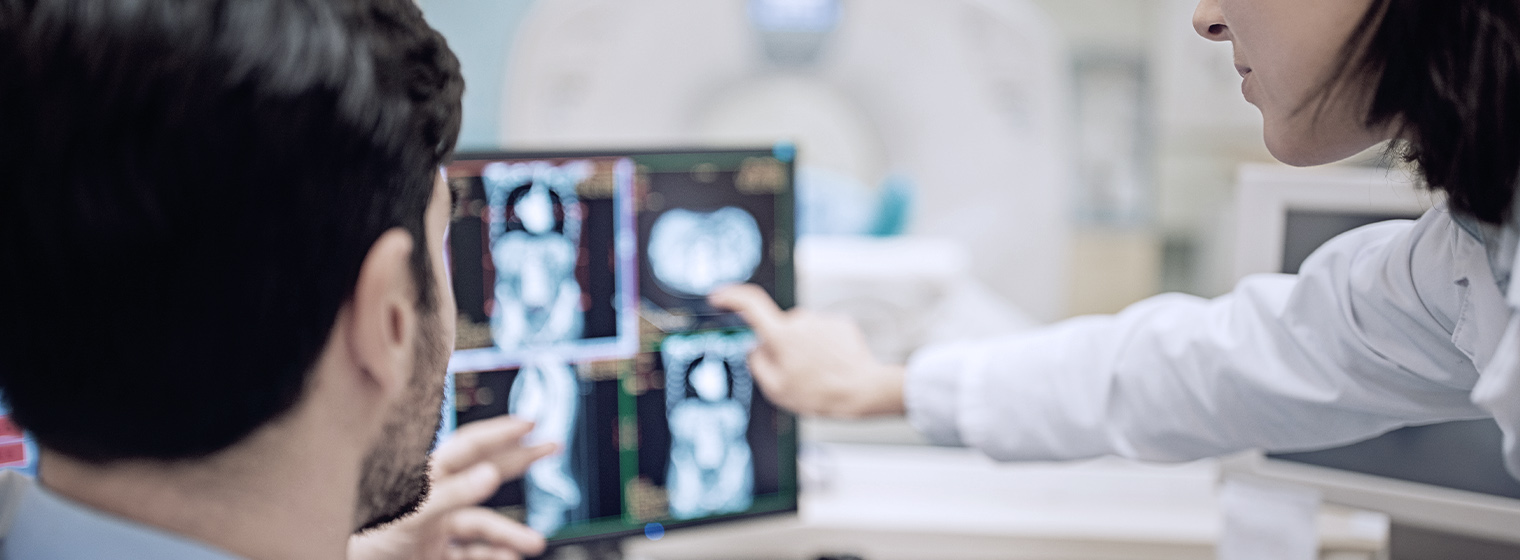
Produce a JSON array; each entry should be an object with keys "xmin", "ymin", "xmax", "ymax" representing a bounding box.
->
[
  {"xmin": 0, "ymin": 0, "xmax": 463, "ymax": 462},
  {"xmin": 1331, "ymin": 0, "xmax": 1520, "ymax": 224}
]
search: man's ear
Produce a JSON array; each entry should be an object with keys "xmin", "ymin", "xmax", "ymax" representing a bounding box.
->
[{"xmin": 342, "ymin": 228, "xmax": 419, "ymax": 401}]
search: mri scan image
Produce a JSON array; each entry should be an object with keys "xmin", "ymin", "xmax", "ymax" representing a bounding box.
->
[
  {"xmin": 482, "ymin": 161, "xmax": 591, "ymax": 535},
  {"xmin": 647, "ymin": 207, "xmax": 763, "ymax": 297},
  {"xmin": 508, "ymin": 357, "xmax": 582, "ymax": 535},
  {"xmin": 445, "ymin": 154, "xmax": 639, "ymax": 374},
  {"xmin": 662, "ymin": 330, "xmax": 757, "ymax": 519},
  {"xmin": 483, "ymin": 161, "xmax": 588, "ymax": 351}
]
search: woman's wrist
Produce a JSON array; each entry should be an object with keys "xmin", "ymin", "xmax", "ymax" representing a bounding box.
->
[{"xmin": 837, "ymin": 363, "xmax": 907, "ymax": 418}]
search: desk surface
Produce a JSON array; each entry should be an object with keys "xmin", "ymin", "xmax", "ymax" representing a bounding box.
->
[{"xmin": 619, "ymin": 443, "xmax": 1387, "ymax": 560}]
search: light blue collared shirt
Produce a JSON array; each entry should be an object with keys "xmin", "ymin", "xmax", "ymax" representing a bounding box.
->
[{"xmin": 0, "ymin": 470, "xmax": 243, "ymax": 559}]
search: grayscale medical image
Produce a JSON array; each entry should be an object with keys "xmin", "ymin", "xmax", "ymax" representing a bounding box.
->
[
  {"xmin": 662, "ymin": 330, "xmax": 757, "ymax": 519},
  {"xmin": 453, "ymin": 363, "xmax": 628, "ymax": 539},
  {"xmin": 637, "ymin": 156, "xmax": 790, "ymax": 332},
  {"xmin": 647, "ymin": 207, "xmax": 763, "ymax": 297},
  {"xmin": 446, "ymin": 155, "xmax": 634, "ymax": 374},
  {"xmin": 509, "ymin": 357, "xmax": 582, "ymax": 535},
  {"xmin": 482, "ymin": 161, "xmax": 587, "ymax": 351},
  {"xmin": 482, "ymin": 161, "xmax": 589, "ymax": 535}
]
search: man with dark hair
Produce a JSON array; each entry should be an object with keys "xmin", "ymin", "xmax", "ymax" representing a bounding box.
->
[{"xmin": 0, "ymin": 0, "xmax": 551, "ymax": 558}]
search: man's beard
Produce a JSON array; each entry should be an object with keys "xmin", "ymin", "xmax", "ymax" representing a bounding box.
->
[{"xmin": 352, "ymin": 304, "xmax": 450, "ymax": 533}]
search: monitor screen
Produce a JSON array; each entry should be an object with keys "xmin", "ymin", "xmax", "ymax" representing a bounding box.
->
[{"xmin": 441, "ymin": 148, "xmax": 799, "ymax": 545}]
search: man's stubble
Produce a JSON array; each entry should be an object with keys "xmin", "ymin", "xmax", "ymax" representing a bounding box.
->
[{"xmin": 352, "ymin": 299, "xmax": 451, "ymax": 533}]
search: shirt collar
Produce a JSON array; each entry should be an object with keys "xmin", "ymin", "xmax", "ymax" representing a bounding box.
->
[{"xmin": 1, "ymin": 471, "xmax": 243, "ymax": 560}]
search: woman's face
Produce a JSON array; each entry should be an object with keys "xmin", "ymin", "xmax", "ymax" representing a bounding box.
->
[{"xmin": 1194, "ymin": 0, "xmax": 1392, "ymax": 165}]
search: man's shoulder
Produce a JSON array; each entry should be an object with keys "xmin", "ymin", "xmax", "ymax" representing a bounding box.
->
[
  {"xmin": 0, "ymin": 472, "xmax": 243, "ymax": 560},
  {"xmin": 0, "ymin": 470, "xmax": 34, "ymax": 559},
  {"xmin": 0, "ymin": 470, "xmax": 32, "ymax": 535}
]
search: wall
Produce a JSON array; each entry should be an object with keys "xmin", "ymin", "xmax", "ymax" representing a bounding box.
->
[
  {"xmin": 1033, "ymin": 0, "xmax": 1279, "ymax": 306},
  {"xmin": 420, "ymin": 0, "xmax": 1294, "ymax": 315},
  {"xmin": 416, "ymin": 0, "xmax": 537, "ymax": 150}
]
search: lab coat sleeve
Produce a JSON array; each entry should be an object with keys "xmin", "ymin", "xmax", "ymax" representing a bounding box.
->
[{"xmin": 906, "ymin": 208, "xmax": 1492, "ymax": 462}]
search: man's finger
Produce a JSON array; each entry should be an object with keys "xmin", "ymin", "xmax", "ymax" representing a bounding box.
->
[
  {"xmin": 446, "ymin": 542, "xmax": 522, "ymax": 560},
  {"xmin": 447, "ymin": 507, "xmax": 547, "ymax": 556},
  {"xmin": 486, "ymin": 442, "xmax": 558, "ymax": 481},
  {"xmin": 423, "ymin": 441, "xmax": 557, "ymax": 519},
  {"xmin": 419, "ymin": 463, "xmax": 503, "ymax": 520},
  {"xmin": 434, "ymin": 416, "xmax": 536, "ymax": 475},
  {"xmin": 709, "ymin": 284, "xmax": 786, "ymax": 338}
]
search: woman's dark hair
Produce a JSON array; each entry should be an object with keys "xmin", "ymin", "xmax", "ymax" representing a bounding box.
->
[
  {"xmin": 0, "ymin": 0, "xmax": 462, "ymax": 462},
  {"xmin": 1330, "ymin": 0, "xmax": 1520, "ymax": 224}
]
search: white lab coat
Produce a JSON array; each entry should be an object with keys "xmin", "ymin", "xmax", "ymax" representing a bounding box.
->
[{"xmin": 905, "ymin": 203, "xmax": 1520, "ymax": 477}]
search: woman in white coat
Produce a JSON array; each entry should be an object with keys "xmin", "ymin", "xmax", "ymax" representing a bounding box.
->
[{"xmin": 712, "ymin": 0, "xmax": 1520, "ymax": 478}]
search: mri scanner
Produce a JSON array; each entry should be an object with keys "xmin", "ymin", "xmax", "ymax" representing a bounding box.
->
[{"xmin": 499, "ymin": 0, "xmax": 1074, "ymax": 322}]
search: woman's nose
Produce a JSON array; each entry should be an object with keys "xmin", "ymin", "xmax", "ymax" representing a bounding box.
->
[{"xmin": 1193, "ymin": 0, "xmax": 1230, "ymax": 42}]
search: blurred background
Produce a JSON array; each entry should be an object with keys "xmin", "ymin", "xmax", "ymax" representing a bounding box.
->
[{"xmin": 416, "ymin": 0, "xmax": 1308, "ymax": 326}]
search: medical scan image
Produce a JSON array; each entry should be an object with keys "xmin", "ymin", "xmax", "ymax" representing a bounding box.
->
[
  {"xmin": 445, "ymin": 154, "xmax": 637, "ymax": 374},
  {"xmin": 483, "ymin": 161, "xmax": 588, "ymax": 352},
  {"xmin": 637, "ymin": 154, "xmax": 789, "ymax": 330},
  {"xmin": 481, "ymin": 161, "xmax": 591, "ymax": 535},
  {"xmin": 662, "ymin": 330, "xmax": 758, "ymax": 519},
  {"xmin": 509, "ymin": 357, "xmax": 582, "ymax": 535},
  {"xmin": 647, "ymin": 207, "xmax": 763, "ymax": 297}
]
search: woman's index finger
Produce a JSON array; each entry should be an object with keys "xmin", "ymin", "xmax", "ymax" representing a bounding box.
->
[{"xmin": 708, "ymin": 284, "xmax": 786, "ymax": 339}]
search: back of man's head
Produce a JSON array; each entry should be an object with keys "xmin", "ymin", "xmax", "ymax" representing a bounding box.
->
[{"xmin": 0, "ymin": 0, "xmax": 463, "ymax": 463}]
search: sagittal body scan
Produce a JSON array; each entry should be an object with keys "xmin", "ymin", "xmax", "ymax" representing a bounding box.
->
[
  {"xmin": 647, "ymin": 207, "xmax": 763, "ymax": 297},
  {"xmin": 483, "ymin": 161, "xmax": 587, "ymax": 535},
  {"xmin": 663, "ymin": 330, "xmax": 757, "ymax": 519}
]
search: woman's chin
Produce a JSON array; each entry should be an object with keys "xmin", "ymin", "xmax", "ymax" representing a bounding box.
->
[
  {"xmin": 1265, "ymin": 141, "xmax": 1338, "ymax": 167},
  {"xmin": 1263, "ymin": 115, "xmax": 1390, "ymax": 167}
]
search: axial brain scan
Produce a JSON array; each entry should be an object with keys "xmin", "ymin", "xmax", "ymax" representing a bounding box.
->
[
  {"xmin": 647, "ymin": 207, "xmax": 763, "ymax": 297},
  {"xmin": 662, "ymin": 330, "xmax": 757, "ymax": 519}
]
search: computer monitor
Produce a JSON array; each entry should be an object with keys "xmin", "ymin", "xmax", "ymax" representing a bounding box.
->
[
  {"xmin": 440, "ymin": 148, "xmax": 799, "ymax": 547},
  {"xmin": 1224, "ymin": 163, "xmax": 1520, "ymax": 547}
]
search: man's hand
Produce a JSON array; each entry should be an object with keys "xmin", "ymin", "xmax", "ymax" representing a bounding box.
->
[
  {"xmin": 710, "ymin": 284, "xmax": 906, "ymax": 418},
  {"xmin": 350, "ymin": 416, "xmax": 556, "ymax": 560}
]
